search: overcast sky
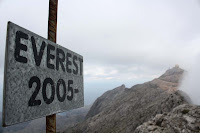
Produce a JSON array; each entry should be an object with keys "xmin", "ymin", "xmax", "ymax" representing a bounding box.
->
[{"xmin": 1, "ymin": 0, "xmax": 200, "ymax": 108}]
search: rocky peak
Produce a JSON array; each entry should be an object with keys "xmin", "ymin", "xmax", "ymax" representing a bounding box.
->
[
  {"xmin": 158, "ymin": 65, "xmax": 184, "ymax": 83},
  {"xmin": 150, "ymin": 65, "xmax": 184, "ymax": 92}
]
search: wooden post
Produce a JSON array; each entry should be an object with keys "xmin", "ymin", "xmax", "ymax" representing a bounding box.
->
[{"xmin": 46, "ymin": 0, "xmax": 58, "ymax": 133}]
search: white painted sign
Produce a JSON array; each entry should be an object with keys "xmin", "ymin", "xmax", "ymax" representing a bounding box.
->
[{"xmin": 3, "ymin": 22, "xmax": 84, "ymax": 126}]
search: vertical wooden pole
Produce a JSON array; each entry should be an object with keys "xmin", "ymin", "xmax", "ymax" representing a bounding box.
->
[{"xmin": 46, "ymin": 0, "xmax": 58, "ymax": 133}]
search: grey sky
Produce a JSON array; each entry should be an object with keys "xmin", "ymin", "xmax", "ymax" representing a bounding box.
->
[{"xmin": 1, "ymin": 0, "xmax": 200, "ymax": 107}]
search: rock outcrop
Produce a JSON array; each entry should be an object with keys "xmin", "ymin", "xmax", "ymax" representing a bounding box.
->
[
  {"xmin": 62, "ymin": 66, "xmax": 190, "ymax": 133},
  {"xmin": 135, "ymin": 104, "xmax": 200, "ymax": 133}
]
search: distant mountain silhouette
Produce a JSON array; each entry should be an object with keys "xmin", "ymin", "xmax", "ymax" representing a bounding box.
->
[
  {"xmin": 60, "ymin": 66, "xmax": 197, "ymax": 133},
  {"xmin": 0, "ymin": 106, "xmax": 90, "ymax": 133}
]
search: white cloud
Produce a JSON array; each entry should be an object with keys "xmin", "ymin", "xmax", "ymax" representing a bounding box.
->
[
  {"xmin": 179, "ymin": 54, "xmax": 200, "ymax": 105},
  {"xmin": 1, "ymin": 0, "xmax": 200, "ymax": 107}
]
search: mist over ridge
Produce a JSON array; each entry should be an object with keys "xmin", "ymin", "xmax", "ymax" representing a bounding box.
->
[{"xmin": 179, "ymin": 56, "xmax": 200, "ymax": 105}]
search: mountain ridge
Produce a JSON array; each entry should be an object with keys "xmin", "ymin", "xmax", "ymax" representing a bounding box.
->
[{"xmin": 61, "ymin": 66, "xmax": 191, "ymax": 133}]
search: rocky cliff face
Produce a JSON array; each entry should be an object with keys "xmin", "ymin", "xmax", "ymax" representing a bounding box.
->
[
  {"xmin": 85, "ymin": 84, "xmax": 126, "ymax": 119},
  {"xmin": 135, "ymin": 104, "xmax": 200, "ymax": 133},
  {"xmin": 61, "ymin": 66, "xmax": 192, "ymax": 133}
]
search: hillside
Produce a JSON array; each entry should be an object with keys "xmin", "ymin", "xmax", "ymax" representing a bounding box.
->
[{"xmin": 61, "ymin": 66, "xmax": 193, "ymax": 133}]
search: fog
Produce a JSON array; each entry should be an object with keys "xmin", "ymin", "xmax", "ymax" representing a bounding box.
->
[{"xmin": 179, "ymin": 55, "xmax": 200, "ymax": 105}]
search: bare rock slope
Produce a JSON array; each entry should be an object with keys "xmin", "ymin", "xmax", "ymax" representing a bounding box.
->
[
  {"xmin": 62, "ymin": 66, "xmax": 191, "ymax": 133},
  {"xmin": 135, "ymin": 104, "xmax": 200, "ymax": 133}
]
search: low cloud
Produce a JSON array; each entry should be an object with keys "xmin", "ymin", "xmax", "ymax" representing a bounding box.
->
[{"xmin": 179, "ymin": 54, "xmax": 200, "ymax": 105}]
